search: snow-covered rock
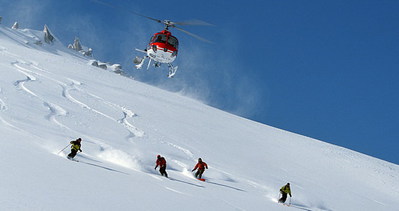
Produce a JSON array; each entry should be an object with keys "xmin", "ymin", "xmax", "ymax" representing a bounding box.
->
[
  {"xmin": 68, "ymin": 36, "xmax": 93, "ymax": 57},
  {"xmin": 11, "ymin": 21, "xmax": 18, "ymax": 29},
  {"xmin": 43, "ymin": 24, "xmax": 55, "ymax": 44}
]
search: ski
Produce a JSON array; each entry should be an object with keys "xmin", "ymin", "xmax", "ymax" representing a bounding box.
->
[
  {"xmin": 67, "ymin": 157, "xmax": 79, "ymax": 162},
  {"xmin": 278, "ymin": 202, "xmax": 291, "ymax": 207}
]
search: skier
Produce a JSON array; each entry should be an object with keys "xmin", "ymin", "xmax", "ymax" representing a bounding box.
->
[
  {"xmin": 278, "ymin": 183, "xmax": 292, "ymax": 204},
  {"xmin": 67, "ymin": 138, "xmax": 82, "ymax": 159},
  {"xmin": 155, "ymin": 155, "xmax": 168, "ymax": 178},
  {"xmin": 192, "ymin": 158, "xmax": 208, "ymax": 179}
]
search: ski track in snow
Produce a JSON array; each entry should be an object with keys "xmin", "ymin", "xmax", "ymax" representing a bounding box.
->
[
  {"xmin": 43, "ymin": 102, "xmax": 68, "ymax": 128},
  {"xmin": 63, "ymin": 85, "xmax": 115, "ymax": 119},
  {"xmin": 0, "ymin": 88, "xmax": 7, "ymax": 111},
  {"xmin": 164, "ymin": 186, "xmax": 186, "ymax": 195},
  {"xmin": 9, "ymin": 60, "xmax": 149, "ymax": 171},
  {"xmin": 3, "ymin": 45, "xmax": 145, "ymax": 142},
  {"xmin": 86, "ymin": 91, "xmax": 145, "ymax": 138},
  {"xmin": 0, "ymin": 45, "xmax": 23, "ymax": 59},
  {"xmin": 10, "ymin": 61, "xmax": 112, "ymax": 152},
  {"xmin": 0, "ymin": 111, "xmax": 15, "ymax": 128},
  {"xmin": 11, "ymin": 60, "xmax": 145, "ymax": 139},
  {"xmin": 64, "ymin": 80, "xmax": 145, "ymax": 139},
  {"xmin": 0, "ymin": 88, "xmax": 17, "ymax": 128},
  {"xmin": 119, "ymin": 106, "xmax": 145, "ymax": 138},
  {"xmin": 12, "ymin": 61, "xmax": 38, "ymax": 97},
  {"xmin": 161, "ymin": 140, "xmax": 194, "ymax": 159},
  {"xmin": 12, "ymin": 61, "xmax": 70, "ymax": 128}
]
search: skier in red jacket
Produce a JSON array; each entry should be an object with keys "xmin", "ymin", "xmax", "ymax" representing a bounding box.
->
[
  {"xmin": 192, "ymin": 158, "xmax": 208, "ymax": 179},
  {"xmin": 155, "ymin": 155, "xmax": 168, "ymax": 178}
]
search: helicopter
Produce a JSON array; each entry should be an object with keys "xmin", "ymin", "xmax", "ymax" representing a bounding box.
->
[
  {"xmin": 92, "ymin": 0, "xmax": 211, "ymax": 78},
  {"xmin": 132, "ymin": 16, "xmax": 212, "ymax": 78}
]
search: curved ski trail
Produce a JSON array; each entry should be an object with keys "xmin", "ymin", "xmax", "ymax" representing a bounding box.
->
[
  {"xmin": 10, "ymin": 59, "xmax": 149, "ymax": 180},
  {"xmin": 11, "ymin": 60, "xmax": 144, "ymax": 138},
  {"xmin": 12, "ymin": 61, "xmax": 70, "ymax": 129},
  {"xmin": 0, "ymin": 88, "xmax": 17, "ymax": 128},
  {"xmin": 65, "ymin": 84, "xmax": 145, "ymax": 138}
]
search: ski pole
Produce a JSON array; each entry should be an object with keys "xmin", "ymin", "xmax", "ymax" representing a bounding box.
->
[
  {"xmin": 57, "ymin": 144, "xmax": 71, "ymax": 154},
  {"xmin": 289, "ymin": 196, "xmax": 292, "ymax": 205}
]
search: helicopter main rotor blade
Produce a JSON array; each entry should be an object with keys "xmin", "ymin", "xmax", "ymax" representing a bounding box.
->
[
  {"xmin": 92, "ymin": 0, "xmax": 213, "ymax": 27},
  {"xmin": 174, "ymin": 20, "xmax": 214, "ymax": 26},
  {"xmin": 91, "ymin": 0, "xmax": 162, "ymax": 23},
  {"xmin": 175, "ymin": 26, "xmax": 213, "ymax": 43},
  {"xmin": 130, "ymin": 11, "xmax": 162, "ymax": 23},
  {"xmin": 91, "ymin": 0, "xmax": 212, "ymax": 43}
]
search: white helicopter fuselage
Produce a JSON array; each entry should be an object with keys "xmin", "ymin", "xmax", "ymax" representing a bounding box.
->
[
  {"xmin": 146, "ymin": 46, "xmax": 177, "ymax": 64},
  {"xmin": 134, "ymin": 31, "xmax": 179, "ymax": 78},
  {"xmin": 134, "ymin": 46, "xmax": 179, "ymax": 78}
]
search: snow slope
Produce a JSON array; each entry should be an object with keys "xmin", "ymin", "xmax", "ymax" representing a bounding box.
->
[{"xmin": 0, "ymin": 25, "xmax": 398, "ymax": 211}]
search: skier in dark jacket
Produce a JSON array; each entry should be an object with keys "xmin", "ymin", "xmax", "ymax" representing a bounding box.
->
[
  {"xmin": 278, "ymin": 183, "xmax": 292, "ymax": 203},
  {"xmin": 192, "ymin": 158, "xmax": 208, "ymax": 179},
  {"xmin": 67, "ymin": 138, "xmax": 82, "ymax": 159},
  {"xmin": 155, "ymin": 155, "xmax": 168, "ymax": 178}
]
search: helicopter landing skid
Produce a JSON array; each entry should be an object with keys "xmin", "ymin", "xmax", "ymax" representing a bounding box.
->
[
  {"xmin": 133, "ymin": 55, "xmax": 147, "ymax": 69},
  {"xmin": 133, "ymin": 53, "xmax": 177, "ymax": 78},
  {"xmin": 167, "ymin": 63, "xmax": 178, "ymax": 78}
]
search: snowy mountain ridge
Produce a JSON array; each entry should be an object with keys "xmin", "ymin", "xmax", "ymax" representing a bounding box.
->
[{"xmin": 1, "ymin": 25, "xmax": 399, "ymax": 211}]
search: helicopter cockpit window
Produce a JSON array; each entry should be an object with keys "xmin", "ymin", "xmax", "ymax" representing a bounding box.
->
[
  {"xmin": 149, "ymin": 35, "xmax": 156, "ymax": 43},
  {"xmin": 153, "ymin": 34, "xmax": 167, "ymax": 43},
  {"xmin": 167, "ymin": 36, "xmax": 179, "ymax": 48}
]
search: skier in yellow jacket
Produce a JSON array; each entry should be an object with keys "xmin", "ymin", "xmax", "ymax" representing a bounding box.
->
[
  {"xmin": 67, "ymin": 138, "xmax": 82, "ymax": 159},
  {"xmin": 278, "ymin": 183, "xmax": 292, "ymax": 203}
]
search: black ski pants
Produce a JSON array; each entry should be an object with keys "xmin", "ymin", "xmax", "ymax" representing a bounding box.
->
[
  {"xmin": 279, "ymin": 191, "xmax": 288, "ymax": 203},
  {"xmin": 159, "ymin": 166, "xmax": 168, "ymax": 177},
  {"xmin": 68, "ymin": 149, "xmax": 78, "ymax": 158},
  {"xmin": 195, "ymin": 169, "xmax": 205, "ymax": 179}
]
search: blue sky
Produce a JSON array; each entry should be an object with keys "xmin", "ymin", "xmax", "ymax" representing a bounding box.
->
[{"xmin": 1, "ymin": 0, "xmax": 398, "ymax": 164}]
